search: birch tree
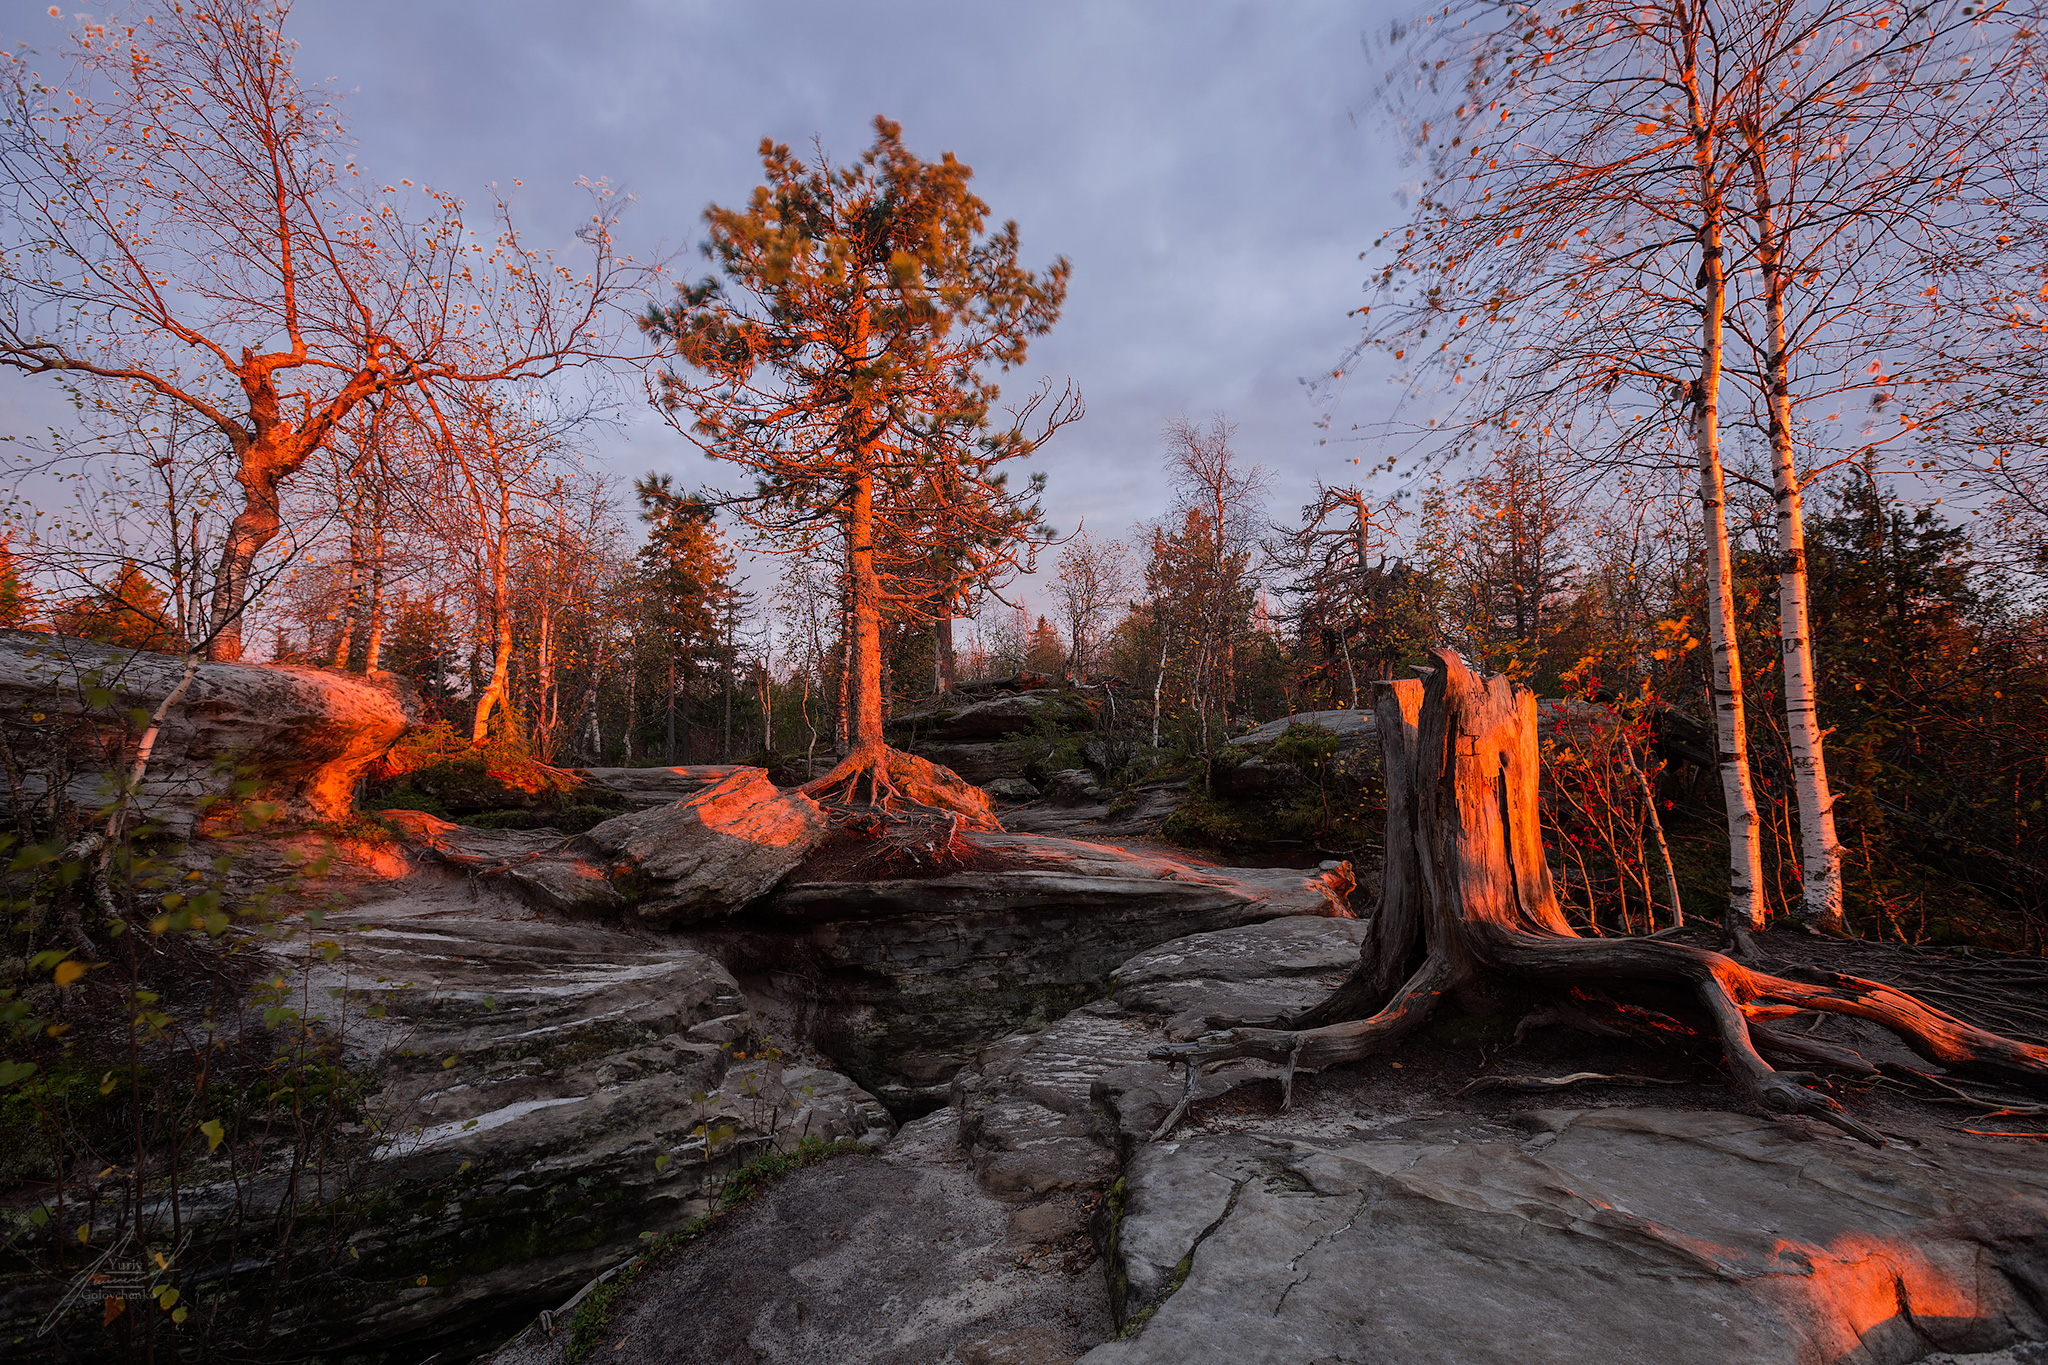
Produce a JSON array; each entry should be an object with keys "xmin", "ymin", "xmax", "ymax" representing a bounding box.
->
[
  {"xmin": 1359, "ymin": 0, "xmax": 1776, "ymax": 930},
  {"xmin": 1721, "ymin": 0, "xmax": 2037, "ymax": 930},
  {"xmin": 0, "ymin": 1, "xmax": 639, "ymax": 660}
]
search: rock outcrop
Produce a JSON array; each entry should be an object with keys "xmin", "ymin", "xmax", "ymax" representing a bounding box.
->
[
  {"xmin": 940, "ymin": 915, "xmax": 2048, "ymax": 1365},
  {"xmin": 694, "ymin": 838, "xmax": 1357, "ymax": 1114},
  {"xmin": 0, "ymin": 629, "xmax": 417, "ymax": 835},
  {"xmin": 579, "ymin": 768, "xmax": 833, "ymax": 923},
  {"xmin": 385, "ymin": 767, "xmax": 834, "ymax": 925},
  {"xmin": 492, "ymin": 1109, "xmax": 1109, "ymax": 1365},
  {"xmin": 1004, "ymin": 781, "xmax": 1190, "ymax": 838},
  {"xmin": 288, "ymin": 870, "xmax": 893, "ymax": 1360},
  {"xmin": 1226, "ymin": 708, "xmax": 1378, "ymax": 750},
  {"xmin": 570, "ymin": 764, "xmax": 748, "ymax": 807},
  {"xmin": 893, "ymin": 689, "xmax": 1094, "ymax": 744},
  {"xmin": 951, "ymin": 916, "xmax": 1371, "ymax": 1201}
]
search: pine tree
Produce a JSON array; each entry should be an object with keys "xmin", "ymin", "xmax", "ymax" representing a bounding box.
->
[
  {"xmin": 51, "ymin": 562, "xmax": 178, "ymax": 651},
  {"xmin": 645, "ymin": 117, "xmax": 1075, "ymax": 812},
  {"xmin": 0, "ymin": 537, "xmax": 39, "ymax": 631},
  {"xmin": 632, "ymin": 477, "xmax": 736, "ymax": 764}
]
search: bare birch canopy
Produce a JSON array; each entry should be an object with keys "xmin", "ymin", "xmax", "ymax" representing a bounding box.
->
[{"xmin": 0, "ymin": 0, "xmax": 643, "ymax": 660}]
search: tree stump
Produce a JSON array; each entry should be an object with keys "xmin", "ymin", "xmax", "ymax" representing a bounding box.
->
[{"xmin": 1159, "ymin": 648, "xmax": 2048, "ymax": 1144}]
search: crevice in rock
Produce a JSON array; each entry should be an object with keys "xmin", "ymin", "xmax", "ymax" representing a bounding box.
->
[{"xmin": 1114, "ymin": 1174, "xmax": 1251, "ymax": 1340}]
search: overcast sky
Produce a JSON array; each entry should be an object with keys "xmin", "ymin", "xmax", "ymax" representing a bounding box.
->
[{"xmin": 3, "ymin": 0, "xmax": 1419, "ymax": 612}]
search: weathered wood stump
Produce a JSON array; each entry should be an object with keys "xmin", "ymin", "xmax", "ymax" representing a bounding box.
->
[{"xmin": 1160, "ymin": 648, "xmax": 2048, "ymax": 1143}]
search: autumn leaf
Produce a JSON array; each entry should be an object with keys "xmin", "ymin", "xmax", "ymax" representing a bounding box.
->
[
  {"xmin": 53, "ymin": 959, "xmax": 87, "ymax": 988},
  {"xmin": 199, "ymin": 1118, "xmax": 224, "ymax": 1152}
]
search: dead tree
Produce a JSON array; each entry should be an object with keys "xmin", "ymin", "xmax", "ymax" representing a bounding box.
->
[{"xmin": 1160, "ymin": 649, "xmax": 2048, "ymax": 1144}]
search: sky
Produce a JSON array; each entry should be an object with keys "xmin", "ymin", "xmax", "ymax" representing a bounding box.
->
[{"xmin": 1, "ymin": 0, "xmax": 1420, "ymax": 613}]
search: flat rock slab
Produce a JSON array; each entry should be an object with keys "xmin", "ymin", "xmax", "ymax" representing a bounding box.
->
[
  {"xmin": 1112, "ymin": 915, "xmax": 1373, "ymax": 1041},
  {"xmin": 1228, "ymin": 709, "xmax": 1377, "ymax": 749},
  {"xmin": 1005, "ymin": 785, "xmax": 1189, "ymax": 838},
  {"xmin": 953, "ymin": 916, "xmax": 1369, "ymax": 1201},
  {"xmin": 493, "ymin": 1108, "xmax": 1111, "ymax": 1365},
  {"xmin": 1086, "ymin": 1108, "xmax": 2048, "ymax": 1365},
  {"xmin": 572, "ymin": 765, "xmax": 749, "ymax": 806}
]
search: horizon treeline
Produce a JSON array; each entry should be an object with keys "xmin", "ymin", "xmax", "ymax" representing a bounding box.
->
[{"xmin": 0, "ymin": 0, "xmax": 2042, "ymax": 944}]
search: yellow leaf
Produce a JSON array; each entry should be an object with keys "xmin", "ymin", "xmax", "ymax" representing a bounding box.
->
[
  {"xmin": 199, "ymin": 1118, "xmax": 224, "ymax": 1152},
  {"xmin": 53, "ymin": 960, "xmax": 86, "ymax": 988}
]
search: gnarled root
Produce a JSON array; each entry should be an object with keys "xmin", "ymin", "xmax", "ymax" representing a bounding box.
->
[
  {"xmin": 799, "ymin": 747, "xmax": 1002, "ymax": 833},
  {"xmin": 1474, "ymin": 926, "xmax": 2048, "ymax": 1144},
  {"xmin": 1151, "ymin": 952, "xmax": 1454, "ymax": 1075},
  {"xmin": 1156, "ymin": 929, "xmax": 2048, "ymax": 1147}
]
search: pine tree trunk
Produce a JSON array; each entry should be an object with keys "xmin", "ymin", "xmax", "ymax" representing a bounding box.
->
[
  {"xmin": 846, "ymin": 470, "xmax": 887, "ymax": 761},
  {"xmin": 1753, "ymin": 171, "xmax": 1845, "ymax": 934},
  {"xmin": 935, "ymin": 614, "xmax": 956, "ymax": 696}
]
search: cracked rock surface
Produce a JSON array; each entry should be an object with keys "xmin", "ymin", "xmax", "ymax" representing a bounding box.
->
[
  {"xmin": 698, "ymin": 840, "xmax": 1356, "ymax": 1112},
  {"xmin": 951, "ymin": 915, "xmax": 1370, "ymax": 1202},
  {"xmin": 1085, "ymin": 1109, "xmax": 2048, "ymax": 1365}
]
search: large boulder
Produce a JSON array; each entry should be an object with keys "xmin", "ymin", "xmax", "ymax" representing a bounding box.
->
[
  {"xmin": 892, "ymin": 689, "xmax": 1093, "ymax": 743},
  {"xmin": 581, "ymin": 768, "xmax": 832, "ymax": 924},
  {"xmin": 909, "ymin": 740, "xmax": 1016, "ymax": 786},
  {"xmin": 0, "ymin": 629, "xmax": 417, "ymax": 835},
  {"xmin": 384, "ymin": 768, "xmax": 833, "ymax": 926}
]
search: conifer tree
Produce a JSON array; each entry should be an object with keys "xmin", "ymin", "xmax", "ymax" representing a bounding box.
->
[
  {"xmin": 645, "ymin": 117, "xmax": 1077, "ymax": 811},
  {"xmin": 0, "ymin": 537, "xmax": 38, "ymax": 631}
]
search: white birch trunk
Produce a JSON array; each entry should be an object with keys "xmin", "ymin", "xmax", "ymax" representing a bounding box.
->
[
  {"xmin": 1751, "ymin": 156, "xmax": 1846, "ymax": 933},
  {"xmin": 1685, "ymin": 64, "xmax": 1767, "ymax": 933}
]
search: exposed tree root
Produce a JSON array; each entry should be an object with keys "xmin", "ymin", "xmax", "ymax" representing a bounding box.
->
[
  {"xmin": 1148, "ymin": 650, "xmax": 2048, "ymax": 1150},
  {"xmin": 799, "ymin": 746, "xmax": 1002, "ymax": 833}
]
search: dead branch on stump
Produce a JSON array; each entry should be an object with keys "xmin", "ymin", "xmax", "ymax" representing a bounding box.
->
[{"xmin": 1153, "ymin": 649, "xmax": 2048, "ymax": 1147}]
